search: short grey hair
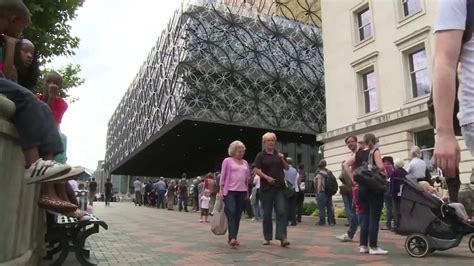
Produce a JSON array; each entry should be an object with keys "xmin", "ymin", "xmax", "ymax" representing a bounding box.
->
[
  {"xmin": 394, "ymin": 158, "xmax": 404, "ymax": 168},
  {"xmin": 410, "ymin": 146, "xmax": 422, "ymax": 158},
  {"xmin": 286, "ymin": 157, "xmax": 293, "ymax": 164},
  {"xmin": 228, "ymin": 140, "xmax": 246, "ymax": 156}
]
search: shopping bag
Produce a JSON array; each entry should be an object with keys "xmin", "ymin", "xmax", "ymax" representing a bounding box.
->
[{"xmin": 210, "ymin": 195, "xmax": 227, "ymax": 235}]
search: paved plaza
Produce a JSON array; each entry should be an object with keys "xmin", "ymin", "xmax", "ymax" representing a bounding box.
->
[{"xmin": 62, "ymin": 202, "xmax": 473, "ymax": 265}]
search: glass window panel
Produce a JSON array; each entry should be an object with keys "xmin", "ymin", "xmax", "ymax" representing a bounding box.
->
[
  {"xmin": 415, "ymin": 70, "xmax": 430, "ymax": 96},
  {"xmin": 411, "ymin": 49, "xmax": 427, "ymax": 71},
  {"xmin": 369, "ymin": 88, "xmax": 378, "ymax": 112},
  {"xmin": 403, "ymin": 0, "xmax": 422, "ymax": 17}
]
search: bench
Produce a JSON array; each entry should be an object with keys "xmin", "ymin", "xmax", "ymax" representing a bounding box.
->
[{"xmin": 43, "ymin": 213, "xmax": 108, "ymax": 266}]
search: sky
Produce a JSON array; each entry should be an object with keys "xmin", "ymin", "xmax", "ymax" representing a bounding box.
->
[{"xmin": 49, "ymin": 0, "xmax": 183, "ymax": 170}]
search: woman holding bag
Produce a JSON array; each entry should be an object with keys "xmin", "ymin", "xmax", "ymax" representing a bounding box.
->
[
  {"xmin": 343, "ymin": 133, "xmax": 387, "ymax": 255},
  {"xmin": 219, "ymin": 140, "xmax": 251, "ymax": 248}
]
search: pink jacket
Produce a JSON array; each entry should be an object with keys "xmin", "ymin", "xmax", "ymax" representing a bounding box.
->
[{"xmin": 219, "ymin": 157, "xmax": 251, "ymax": 196}]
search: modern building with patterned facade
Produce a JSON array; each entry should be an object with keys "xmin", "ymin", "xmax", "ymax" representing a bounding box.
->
[
  {"xmin": 318, "ymin": 0, "xmax": 473, "ymax": 184},
  {"xmin": 105, "ymin": 0, "xmax": 325, "ymax": 177}
]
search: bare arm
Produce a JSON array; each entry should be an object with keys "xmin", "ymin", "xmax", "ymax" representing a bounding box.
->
[
  {"xmin": 1, "ymin": 35, "xmax": 16, "ymax": 80},
  {"xmin": 343, "ymin": 155, "xmax": 356, "ymax": 180},
  {"xmin": 255, "ymin": 167, "xmax": 275, "ymax": 183},
  {"xmin": 278, "ymin": 153, "xmax": 289, "ymax": 170},
  {"xmin": 373, "ymin": 150, "xmax": 385, "ymax": 173},
  {"xmin": 316, "ymin": 176, "xmax": 322, "ymax": 194},
  {"xmin": 433, "ymin": 30, "xmax": 463, "ymax": 177}
]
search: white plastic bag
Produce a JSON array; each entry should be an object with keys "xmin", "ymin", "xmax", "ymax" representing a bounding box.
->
[{"xmin": 210, "ymin": 195, "xmax": 227, "ymax": 235}]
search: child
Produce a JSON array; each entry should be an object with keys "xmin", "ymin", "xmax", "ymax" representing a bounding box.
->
[
  {"xmin": 14, "ymin": 38, "xmax": 39, "ymax": 89},
  {"xmin": 200, "ymin": 189, "xmax": 211, "ymax": 223},
  {"xmin": 0, "ymin": 0, "xmax": 80, "ymax": 183}
]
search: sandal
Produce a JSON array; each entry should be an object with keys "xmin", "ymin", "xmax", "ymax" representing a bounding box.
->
[
  {"xmin": 38, "ymin": 194, "xmax": 78, "ymax": 213},
  {"xmin": 280, "ymin": 239, "xmax": 290, "ymax": 247}
]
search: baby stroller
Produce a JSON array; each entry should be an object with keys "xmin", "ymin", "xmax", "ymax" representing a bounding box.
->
[{"xmin": 398, "ymin": 179, "xmax": 474, "ymax": 257}]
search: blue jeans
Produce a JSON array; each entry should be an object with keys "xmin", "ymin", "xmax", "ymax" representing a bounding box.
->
[
  {"xmin": 347, "ymin": 201, "xmax": 359, "ymax": 239},
  {"xmin": 384, "ymin": 194, "xmax": 393, "ymax": 229},
  {"xmin": 224, "ymin": 191, "xmax": 246, "ymax": 241},
  {"xmin": 358, "ymin": 185, "xmax": 384, "ymax": 247},
  {"xmin": 0, "ymin": 78, "xmax": 63, "ymax": 156},
  {"xmin": 287, "ymin": 194, "xmax": 297, "ymax": 225},
  {"xmin": 317, "ymin": 192, "xmax": 335, "ymax": 225},
  {"xmin": 157, "ymin": 190, "xmax": 166, "ymax": 209},
  {"xmin": 342, "ymin": 194, "xmax": 353, "ymax": 224},
  {"xmin": 252, "ymin": 189, "xmax": 263, "ymax": 220},
  {"xmin": 261, "ymin": 187, "xmax": 287, "ymax": 241}
]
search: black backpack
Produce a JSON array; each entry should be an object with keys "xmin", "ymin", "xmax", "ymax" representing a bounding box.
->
[
  {"xmin": 319, "ymin": 171, "xmax": 338, "ymax": 197},
  {"xmin": 427, "ymin": 0, "xmax": 473, "ymax": 136}
]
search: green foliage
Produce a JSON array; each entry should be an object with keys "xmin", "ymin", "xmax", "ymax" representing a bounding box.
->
[
  {"xmin": 23, "ymin": 0, "xmax": 85, "ymax": 63},
  {"xmin": 33, "ymin": 63, "xmax": 84, "ymax": 101},
  {"xmin": 335, "ymin": 207, "xmax": 346, "ymax": 219},
  {"xmin": 302, "ymin": 201, "xmax": 318, "ymax": 216}
]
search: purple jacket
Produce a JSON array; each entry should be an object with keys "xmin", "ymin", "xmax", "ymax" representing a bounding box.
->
[{"xmin": 390, "ymin": 167, "xmax": 407, "ymax": 198}]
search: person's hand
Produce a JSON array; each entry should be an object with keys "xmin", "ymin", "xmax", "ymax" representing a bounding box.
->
[
  {"xmin": 266, "ymin": 176, "xmax": 276, "ymax": 185},
  {"xmin": 48, "ymin": 84, "xmax": 60, "ymax": 98},
  {"xmin": 278, "ymin": 153, "xmax": 285, "ymax": 160},
  {"xmin": 1, "ymin": 34, "xmax": 17, "ymax": 45},
  {"xmin": 433, "ymin": 133, "xmax": 460, "ymax": 177}
]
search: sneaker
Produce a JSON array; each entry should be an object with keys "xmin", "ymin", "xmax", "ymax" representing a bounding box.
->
[
  {"xmin": 251, "ymin": 218, "xmax": 256, "ymax": 221},
  {"xmin": 41, "ymin": 166, "xmax": 85, "ymax": 183},
  {"xmin": 25, "ymin": 159, "xmax": 71, "ymax": 184},
  {"xmin": 199, "ymin": 219, "xmax": 203, "ymax": 223},
  {"xmin": 336, "ymin": 233, "xmax": 353, "ymax": 242},
  {"xmin": 359, "ymin": 246, "xmax": 369, "ymax": 254},
  {"xmin": 369, "ymin": 247, "xmax": 388, "ymax": 255}
]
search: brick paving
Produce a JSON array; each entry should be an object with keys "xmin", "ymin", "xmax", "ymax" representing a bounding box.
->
[{"xmin": 62, "ymin": 202, "xmax": 472, "ymax": 265}]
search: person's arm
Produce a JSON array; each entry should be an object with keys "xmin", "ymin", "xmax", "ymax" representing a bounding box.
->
[
  {"xmin": 278, "ymin": 153, "xmax": 289, "ymax": 170},
  {"xmin": 343, "ymin": 155, "xmax": 356, "ymax": 181},
  {"xmin": 219, "ymin": 159, "xmax": 228, "ymax": 195},
  {"xmin": 316, "ymin": 176, "xmax": 322, "ymax": 194},
  {"xmin": 254, "ymin": 168, "xmax": 275, "ymax": 184},
  {"xmin": 1, "ymin": 35, "xmax": 17, "ymax": 80},
  {"xmin": 433, "ymin": 29, "xmax": 463, "ymax": 177},
  {"xmin": 373, "ymin": 150, "xmax": 385, "ymax": 173}
]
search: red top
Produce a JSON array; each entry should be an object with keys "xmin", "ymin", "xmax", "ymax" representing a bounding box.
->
[{"xmin": 36, "ymin": 94, "xmax": 68, "ymax": 126}]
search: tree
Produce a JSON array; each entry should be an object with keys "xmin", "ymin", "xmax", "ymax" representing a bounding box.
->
[
  {"xmin": 23, "ymin": 0, "xmax": 85, "ymax": 63},
  {"xmin": 34, "ymin": 63, "xmax": 85, "ymax": 102},
  {"xmin": 22, "ymin": 1, "xmax": 85, "ymax": 100}
]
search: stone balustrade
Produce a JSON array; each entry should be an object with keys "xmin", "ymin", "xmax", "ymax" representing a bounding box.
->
[{"xmin": 0, "ymin": 95, "xmax": 44, "ymax": 265}]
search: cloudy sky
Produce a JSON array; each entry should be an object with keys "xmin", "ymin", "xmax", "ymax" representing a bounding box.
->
[{"xmin": 49, "ymin": 0, "xmax": 182, "ymax": 170}]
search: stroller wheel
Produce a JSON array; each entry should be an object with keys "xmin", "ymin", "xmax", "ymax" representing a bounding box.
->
[
  {"xmin": 405, "ymin": 234, "xmax": 430, "ymax": 258},
  {"xmin": 469, "ymin": 235, "xmax": 474, "ymax": 253}
]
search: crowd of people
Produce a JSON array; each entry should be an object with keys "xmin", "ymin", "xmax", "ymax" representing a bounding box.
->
[{"xmin": 1, "ymin": 0, "xmax": 89, "ymax": 220}]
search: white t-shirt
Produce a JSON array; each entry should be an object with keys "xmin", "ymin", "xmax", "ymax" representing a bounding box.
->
[
  {"xmin": 133, "ymin": 180, "xmax": 142, "ymax": 192},
  {"xmin": 200, "ymin": 195, "xmax": 210, "ymax": 209},
  {"xmin": 435, "ymin": 0, "xmax": 474, "ymax": 125},
  {"xmin": 253, "ymin": 175, "xmax": 261, "ymax": 189}
]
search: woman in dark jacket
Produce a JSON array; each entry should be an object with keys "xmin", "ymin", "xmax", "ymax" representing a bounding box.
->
[{"xmin": 390, "ymin": 158, "xmax": 408, "ymax": 232}]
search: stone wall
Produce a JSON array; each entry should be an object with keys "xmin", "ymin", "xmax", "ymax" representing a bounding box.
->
[{"xmin": 0, "ymin": 95, "xmax": 44, "ymax": 265}]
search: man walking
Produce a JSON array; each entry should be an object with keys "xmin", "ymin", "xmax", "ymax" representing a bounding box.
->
[
  {"xmin": 178, "ymin": 178, "xmax": 189, "ymax": 212},
  {"xmin": 314, "ymin": 160, "xmax": 336, "ymax": 226},
  {"xmin": 336, "ymin": 135, "xmax": 360, "ymax": 242},
  {"xmin": 88, "ymin": 177, "xmax": 97, "ymax": 206},
  {"xmin": 284, "ymin": 157, "xmax": 298, "ymax": 226},
  {"xmin": 133, "ymin": 177, "xmax": 142, "ymax": 206},
  {"xmin": 155, "ymin": 177, "xmax": 167, "ymax": 209}
]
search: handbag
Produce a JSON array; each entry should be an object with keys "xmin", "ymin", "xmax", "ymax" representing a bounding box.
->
[
  {"xmin": 210, "ymin": 195, "xmax": 228, "ymax": 235},
  {"xmin": 353, "ymin": 149, "xmax": 387, "ymax": 194}
]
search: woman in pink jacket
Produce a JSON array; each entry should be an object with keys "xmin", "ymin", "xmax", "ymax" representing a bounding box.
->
[{"xmin": 219, "ymin": 140, "xmax": 251, "ymax": 248}]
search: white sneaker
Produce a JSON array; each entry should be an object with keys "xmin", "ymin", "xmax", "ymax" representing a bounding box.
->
[
  {"xmin": 359, "ymin": 246, "xmax": 369, "ymax": 254},
  {"xmin": 369, "ymin": 247, "xmax": 388, "ymax": 255},
  {"xmin": 336, "ymin": 233, "xmax": 353, "ymax": 242},
  {"xmin": 25, "ymin": 159, "xmax": 71, "ymax": 184},
  {"xmin": 43, "ymin": 166, "xmax": 85, "ymax": 183}
]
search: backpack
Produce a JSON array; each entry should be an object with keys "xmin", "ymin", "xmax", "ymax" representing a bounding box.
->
[
  {"xmin": 427, "ymin": 0, "xmax": 474, "ymax": 136},
  {"xmin": 319, "ymin": 171, "xmax": 338, "ymax": 197}
]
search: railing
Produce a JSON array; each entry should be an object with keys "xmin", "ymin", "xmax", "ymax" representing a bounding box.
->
[{"xmin": 0, "ymin": 95, "xmax": 44, "ymax": 265}]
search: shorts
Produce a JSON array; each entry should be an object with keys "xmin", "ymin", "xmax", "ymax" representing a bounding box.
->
[{"xmin": 201, "ymin": 208, "xmax": 209, "ymax": 215}]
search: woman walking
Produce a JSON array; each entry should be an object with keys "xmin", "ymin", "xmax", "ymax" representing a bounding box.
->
[
  {"xmin": 167, "ymin": 180, "xmax": 176, "ymax": 210},
  {"xmin": 219, "ymin": 140, "xmax": 251, "ymax": 247},
  {"xmin": 344, "ymin": 134, "xmax": 387, "ymax": 255},
  {"xmin": 253, "ymin": 132, "xmax": 290, "ymax": 247}
]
